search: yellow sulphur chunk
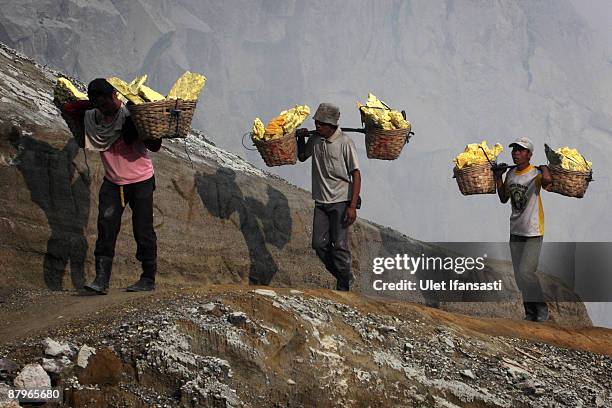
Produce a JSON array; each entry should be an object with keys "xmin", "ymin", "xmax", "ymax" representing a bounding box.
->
[
  {"xmin": 251, "ymin": 118, "xmax": 265, "ymax": 141},
  {"xmin": 454, "ymin": 141, "xmax": 503, "ymax": 169},
  {"xmin": 389, "ymin": 110, "xmax": 410, "ymax": 130},
  {"xmin": 556, "ymin": 146, "xmax": 592, "ymax": 172},
  {"xmin": 125, "ymin": 74, "xmax": 165, "ymax": 102},
  {"xmin": 107, "ymin": 77, "xmax": 146, "ymax": 104},
  {"xmin": 139, "ymin": 85, "xmax": 165, "ymax": 102},
  {"xmin": 358, "ymin": 93, "xmax": 409, "ymax": 130},
  {"xmin": 128, "ymin": 75, "xmax": 148, "ymax": 94},
  {"xmin": 53, "ymin": 77, "xmax": 88, "ymax": 108},
  {"xmin": 281, "ymin": 105, "xmax": 310, "ymax": 135},
  {"xmin": 253, "ymin": 105, "xmax": 310, "ymax": 142},
  {"xmin": 167, "ymin": 71, "xmax": 206, "ymax": 101},
  {"xmin": 264, "ymin": 116, "xmax": 285, "ymax": 139}
]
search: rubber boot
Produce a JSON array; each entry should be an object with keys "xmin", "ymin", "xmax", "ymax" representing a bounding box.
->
[
  {"xmin": 336, "ymin": 273, "xmax": 355, "ymax": 292},
  {"xmin": 83, "ymin": 256, "xmax": 113, "ymax": 295},
  {"xmin": 126, "ymin": 262, "xmax": 156, "ymax": 292}
]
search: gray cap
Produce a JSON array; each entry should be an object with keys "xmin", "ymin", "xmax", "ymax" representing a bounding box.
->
[
  {"xmin": 313, "ymin": 103, "xmax": 340, "ymax": 126},
  {"xmin": 509, "ymin": 137, "xmax": 534, "ymax": 152}
]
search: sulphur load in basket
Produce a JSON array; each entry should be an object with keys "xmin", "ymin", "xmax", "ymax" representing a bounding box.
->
[
  {"xmin": 249, "ymin": 105, "xmax": 310, "ymax": 167},
  {"xmin": 357, "ymin": 93, "xmax": 412, "ymax": 160},
  {"xmin": 109, "ymin": 72, "xmax": 205, "ymax": 140},
  {"xmin": 453, "ymin": 141, "xmax": 503, "ymax": 169},
  {"xmin": 453, "ymin": 141, "xmax": 502, "ymax": 195},
  {"xmin": 357, "ymin": 93, "xmax": 411, "ymax": 130},
  {"xmin": 106, "ymin": 72, "xmax": 205, "ymax": 105},
  {"xmin": 53, "ymin": 77, "xmax": 88, "ymax": 108},
  {"xmin": 251, "ymin": 105, "xmax": 311, "ymax": 142},
  {"xmin": 53, "ymin": 77, "xmax": 94, "ymax": 147},
  {"xmin": 545, "ymin": 143, "xmax": 592, "ymax": 198},
  {"xmin": 545, "ymin": 144, "xmax": 592, "ymax": 172}
]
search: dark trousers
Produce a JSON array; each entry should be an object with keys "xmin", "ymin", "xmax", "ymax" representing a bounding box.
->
[
  {"xmin": 94, "ymin": 176, "xmax": 157, "ymax": 279},
  {"xmin": 509, "ymin": 234, "xmax": 545, "ymax": 312},
  {"xmin": 312, "ymin": 201, "xmax": 353, "ymax": 290}
]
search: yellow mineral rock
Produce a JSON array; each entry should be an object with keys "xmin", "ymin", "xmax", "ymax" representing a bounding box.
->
[
  {"xmin": 454, "ymin": 141, "xmax": 503, "ymax": 169},
  {"xmin": 128, "ymin": 75, "xmax": 148, "ymax": 94},
  {"xmin": 107, "ymin": 77, "xmax": 146, "ymax": 104},
  {"xmin": 167, "ymin": 71, "xmax": 206, "ymax": 101},
  {"xmin": 357, "ymin": 93, "xmax": 411, "ymax": 131},
  {"xmin": 53, "ymin": 77, "xmax": 88, "ymax": 108},
  {"xmin": 109, "ymin": 75, "xmax": 165, "ymax": 103},
  {"xmin": 556, "ymin": 147, "xmax": 592, "ymax": 172},
  {"xmin": 389, "ymin": 110, "xmax": 410, "ymax": 130},
  {"xmin": 251, "ymin": 118, "xmax": 265, "ymax": 140},
  {"xmin": 280, "ymin": 105, "xmax": 310, "ymax": 135},
  {"xmin": 252, "ymin": 105, "xmax": 311, "ymax": 142},
  {"xmin": 139, "ymin": 85, "xmax": 165, "ymax": 102}
]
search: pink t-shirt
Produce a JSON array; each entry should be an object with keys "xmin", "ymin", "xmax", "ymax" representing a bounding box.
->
[{"xmin": 100, "ymin": 137, "xmax": 154, "ymax": 185}]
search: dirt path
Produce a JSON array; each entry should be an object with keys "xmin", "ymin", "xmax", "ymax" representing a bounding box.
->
[{"xmin": 0, "ymin": 288, "xmax": 158, "ymax": 343}]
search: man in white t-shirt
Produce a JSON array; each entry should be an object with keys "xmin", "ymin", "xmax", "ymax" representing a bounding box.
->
[{"xmin": 494, "ymin": 137, "xmax": 552, "ymax": 322}]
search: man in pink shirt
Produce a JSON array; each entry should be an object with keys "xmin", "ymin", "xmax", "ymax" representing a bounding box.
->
[{"xmin": 82, "ymin": 78, "xmax": 161, "ymax": 294}]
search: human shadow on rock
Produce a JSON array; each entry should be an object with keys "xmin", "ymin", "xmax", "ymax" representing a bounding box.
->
[
  {"xmin": 195, "ymin": 168, "xmax": 291, "ymax": 285},
  {"xmin": 11, "ymin": 130, "xmax": 90, "ymax": 290}
]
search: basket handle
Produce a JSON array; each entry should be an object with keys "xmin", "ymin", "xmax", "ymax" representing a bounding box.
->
[
  {"xmin": 479, "ymin": 146, "xmax": 494, "ymax": 167},
  {"xmin": 242, "ymin": 132, "xmax": 259, "ymax": 151}
]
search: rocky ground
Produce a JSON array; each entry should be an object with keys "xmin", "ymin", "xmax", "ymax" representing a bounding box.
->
[{"xmin": 1, "ymin": 285, "xmax": 611, "ymax": 407}]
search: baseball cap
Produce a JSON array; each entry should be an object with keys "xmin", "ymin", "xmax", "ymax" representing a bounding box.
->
[{"xmin": 509, "ymin": 137, "xmax": 534, "ymax": 152}]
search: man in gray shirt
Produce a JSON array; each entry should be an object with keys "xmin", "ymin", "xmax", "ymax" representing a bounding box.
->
[{"xmin": 296, "ymin": 103, "xmax": 361, "ymax": 291}]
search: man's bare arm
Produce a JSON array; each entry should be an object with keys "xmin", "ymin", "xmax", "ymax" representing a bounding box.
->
[
  {"xmin": 538, "ymin": 165, "xmax": 553, "ymax": 190},
  {"xmin": 494, "ymin": 169, "xmax": 509, "ymax": 203}
]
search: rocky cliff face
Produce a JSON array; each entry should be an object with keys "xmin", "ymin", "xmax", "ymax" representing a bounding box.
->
[{"xmin": 0, "ymin": 42, "xmax": 590, "ymax": 327}]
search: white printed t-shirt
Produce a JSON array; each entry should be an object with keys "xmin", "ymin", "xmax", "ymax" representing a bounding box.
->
[{"xmin": 505, "ymin": 164, "xmax": 544, "ymax": 237}]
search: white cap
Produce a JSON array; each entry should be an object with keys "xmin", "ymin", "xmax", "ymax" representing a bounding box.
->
[{"xmin": 509, "ymin": 137, "xmax": 534, "ymax": 152}]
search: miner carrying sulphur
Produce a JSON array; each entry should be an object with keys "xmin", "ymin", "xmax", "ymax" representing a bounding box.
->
[{"xmin": 54, "ymin": 73, "xmax": 205, "ymax": 294}]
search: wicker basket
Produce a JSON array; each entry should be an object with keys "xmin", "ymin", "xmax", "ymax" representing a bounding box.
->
[
  {"xmin": 364, "ymin": 126, "xmax": 410, "ymax": 160},
  {"xmin": 549, "ymin": 165, "xmax": 592, "ymax": 198},
  {"xmin": 253, "ymin": 131, "xmax": 297, "ymax": 167},
  {"xmin": 453, "ymin": 164, "xmax": 496, "ymax": 195},
  {"xmin": 128, "ymin": 99, "xmax": 197, "ymax": 140}
]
